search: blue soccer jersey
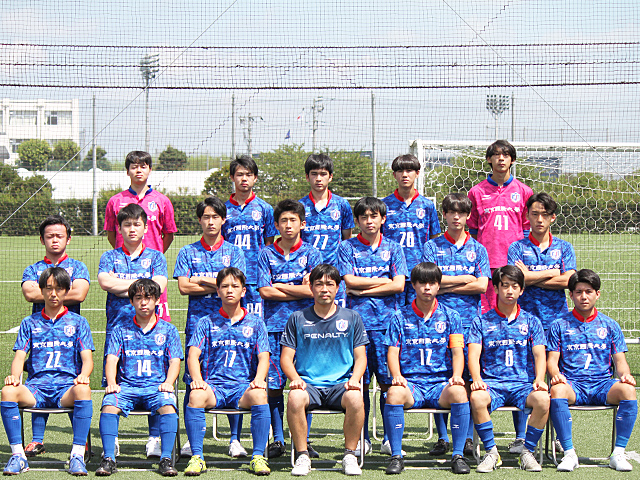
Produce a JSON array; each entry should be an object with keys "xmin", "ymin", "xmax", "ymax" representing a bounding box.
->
[
  {"xmin": 382, "ymin": 190, "xmax": 441, "ymax": 272},
  {"xmin": 338, "ymin": 234, "xmax": 408, "ymax": 331},
  {"xmin": 299, "ymin": 191, "xmax": 354, "ymax": 266},
  {"xmin": 106, "ymin": 315, "xmax": 183, "ymax": 388},
  {"xmin": 257, "ymin": 239, "xmax": 322, "ymax": 333},
  {"xmin": 547, "ymin": 309, "xmax": 627, "ymax": 383},
  {"xmin": 22, "ymin": 255, "xmax": 91, "ymax": 315},
  {"xmin": 223, "ymin": 193, "xmax": 278, "ymax": 285},
  {"xmin": 280, "ymin": 306, "xmax": 369, "ymax": 388},
  {"xmin": 98, "ymin": 245, "xmax": 168, "ymax": 334},
  {"xmin": 422, "ymin": 232, "xmax": 491, "ymax": 327},
  {"xmin": 384, "ymin": 300, "xmax": 464, "ymax": 384},
  {"xmin": 173, "ymin": 237, "xmax": 246, "ymax": 344},
  {"xmin": 467, "ymin": 306, "xmax": 546, "ymax": 383},
  {"xmin": 188, "ymin": 308, "xmax": 269, "ymax": 385},
  {"xmin": 507, "ymin": 234, "xmax": 577, "ymax": 329},
  {"xmin": 14, "ymin": 308, "xmax": 94, "ymax": 386}
]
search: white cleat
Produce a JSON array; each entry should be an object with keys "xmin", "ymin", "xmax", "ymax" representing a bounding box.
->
[
  {"xmin": 519, "ymin": 448, "xmax": 542, "ymax": 472},
  {"xmin": 146, "ymin": 436, "xmax": 161, "ymax": 458},
  {"xmin": 477, "ymin": 451, "xmax": 502, "ymax": 473},
  {"xmin": 228, "ymin": 439, "xmax": 248, "ymax": 458},
  {"xmin": 291, "ymin": 453, "xmax": 311, "ymax": 476},
  {"xmin": 557, "ymin": 451, "xmax": 579, "ymax": 472},
  {"xmin": 610, "ymin": 452, "xmax": 633, "ymax": 472}
]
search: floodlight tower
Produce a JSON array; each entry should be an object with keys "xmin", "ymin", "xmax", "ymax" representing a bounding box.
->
[
  {"xmin": 486, "ymin": 94, "xmax": 510, "ymax": 140},
  {"xmin": 140, "ymin": 53, "xmax": 160, "ymax": 153}
]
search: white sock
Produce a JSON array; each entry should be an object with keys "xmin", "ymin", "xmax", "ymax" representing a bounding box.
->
[
  {"xmin": 10, "ymin": 444, "xmax": 25, "ymax": 457},
  {"xmin": 612, "ymin": 446, "xmax": 625, "ymax": 456},
  {"xmin": 563, "ymin": 448, "xmax": 576, "ymax": 457},
  {"xmin": 71, "ymin": 444, "xmax": 85, "ymax": 458}
]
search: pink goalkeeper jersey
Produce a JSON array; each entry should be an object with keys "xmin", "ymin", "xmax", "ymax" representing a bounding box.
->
[{"xmin": 467, "ymin": 175, "xmax": 532, "ymax": 269}]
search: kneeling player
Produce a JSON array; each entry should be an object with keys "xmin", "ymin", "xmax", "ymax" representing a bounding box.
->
[
  {"xmin": 548, "ymin": 269, "xmax": 637, "ymax": 472},
  {"xmin": 1, "ymin": 267, "xmax": 94, "ymax": 476},
  {"xmin": 183, "ymin": 267, "xmax": 271, "ymax": 476},
  {"xmin": 468, "ymin": 265, "xmax": 549, "ymax": 473},
  {"xmin": 383, "ymin": 262, "xmax": 471, "ymax": 475},
  {"xmin": 96, "ymin": 279, "xmax": 182, "ymax": 477}
]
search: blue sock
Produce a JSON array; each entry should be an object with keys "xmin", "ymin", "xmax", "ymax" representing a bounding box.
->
[
  {"xmin": 159, "ymin": 413, "xmax": 178, "ymax": 459},
  {"xmin": 185, "ymin": 407, "xmax": 206, "ymax": 457},
  {"xmin": 148, "ymin": 414, "xmax": 160, "ymax": 438},
  {"xmin": 550, "ymin": 398, "xmax": 573, "ymax": 451},
  {"xmin": 384, "ymin": 404, "xmax": 404, "ymax": 457},
  {"xmin": 268, "ymin": 395, "xmax": 285, "ymax": 443},
  {"xmin": 99, "ymin": 413, "xmax": 120, "ymax": 459},
  {"xmin": 466, "ymin": 415, "xmax": 474, "ymax": 440},
  {"xmin": 435, "ymin": 413, "xmax": 449, "ymax": 442},
  {"xmin": 524, "ymin": 425, "xmax": 544, "ymax": 452},
  {"xmin": 450, "ymin": 402, "xmax": 470, "ymax": 458},
  {"xmin": 306, "ymin": 414, "xmax": 313, "ymax": 441},
  {"xmin": 251, "ymin": 405, "xmax": 270, "ymax": 457},
  {"xmin": 379, "ymin": 393, "xmax": 389, "ymax": 443},
  {"xmin": 475, "ymin": 420, "xmax": 496, "ymax": 451},
  {"xmin": 31, "ymin": 413, "xmax": 48, "ymax": 444},
  {"xmin": 72, "ymin": 400, "xmax": 93, "ymax": 447},
  {"xmin": 229, "ymin": 414, "xmax": 243, "ymax": 442},
  {"xmin": 1, "ymin": 401, "xmax": 22, "ymax": 446},
  {"xmin": 615, "ymin": 400, "xmax": 638, "ymax": 448},
  {"xmin": 363, "ymin": 388, "xmax": 371, "ymax": 442},
  {"xmin": 513, "ymin": 410, "xmax": 527, "ymax": 439}
]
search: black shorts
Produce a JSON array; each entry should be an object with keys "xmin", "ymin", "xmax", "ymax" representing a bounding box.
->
[{"xmin": 305, "ymin": 383, "xmax": 349, "ymax": 412}]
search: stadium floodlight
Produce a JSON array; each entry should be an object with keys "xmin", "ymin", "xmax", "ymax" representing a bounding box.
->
[
  {"xmin": 486, "ymin": 94, "xmax": 510, "ymax": 140},
  {"xmin": 140, "ymin": 53, "xmax": 160, "ymax": 153}
]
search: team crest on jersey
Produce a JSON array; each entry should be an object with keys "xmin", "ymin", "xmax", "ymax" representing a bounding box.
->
[
  {"xmin": 154, "ymin": 333, "xmax": 166, "ymax": 346},
  {"xmin": 222, "ymin": 255, "xmax": 231, "ymax": 267},
  {"xmin": 331, "ymin": 209, "xmax": 341, "ymax": 221},
  {"xmin": 466, "ymin": 250, "xmax": 476, "ymax": 262},
  {"xmin": 336, "ymin": 319, "xmax": 348, "ymax": 332},
  {"xmin": 550, "ymin": 249, "xmax": 561, "ymax": 260},
  {"xmin": 252, "ymin": 210, "xmax": 262, "ymax": 221},
  {"xmin": 141, "ymin": 258, "xmax": 151, "ymax": 269},
  {"xmin": 416, "ymin": 208, "xmax": 425, "ymax": 219},
  {"xmin": 148, "ymin": 201, "xmax": 158, "ymax": 212},
  {"xmin": 298, "ymin": 256, "xmax": 308, "ymax": 267},
  {"xmin": 597, "ymin": 327, "xmax": 608, "ymax": 339},
  {"xmin": 380, "ymin": 250, "xmax": 390, "ymax": 261},
  {"xmin": 434, "ymin": 321, "xmax": 446, "ymax": 333},
  {"xmin": 64, "ymin": 325, "xmax": 76, "ymax": 337},
  {"xmin": 511, "ymin": 192, "xmax": 521, "ymax": 202},
  {"xmin": 242, "ymin": 326, "xmax": 254, "ymax": 338},
  {"xmin": 519, "ymin": 324, "xmax": 529, "ymax": 336}
]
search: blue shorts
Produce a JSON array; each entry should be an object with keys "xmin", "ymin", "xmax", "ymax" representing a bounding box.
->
[
  {"xmin": 305, "ymin": 383, "xmax": 349, "ymax": 412},
  {"xmin": 210, "ymin": 382, "xmax": 251, "ymax": 409},
  {"xmin": 243, "ymin": 284, "xmax": 263, "ymax": 318},
  {"xmin": 26, "ymin": 382, "xmax": 74, "ymax": 409},
  {"xmin": 407, "ymin": 381, "xmax": 447, "ymax": 409},
  {"xmin": 484, "ymin": 380, "xmax": 533, "ymax": 414},
  {"xmin": 268, "ymin": 332, "xmax": 286, "ymax": 390},
  {"xmin": 364, "ymin": 330, "xmax": 391, "ymax": 385},
  {"xmin": 102, "ymin": 385, "xmax": 177, "ymax": 416},
  {"xmin": 569, "ymin": 378, "xmax": 620, "ymax": 406}
]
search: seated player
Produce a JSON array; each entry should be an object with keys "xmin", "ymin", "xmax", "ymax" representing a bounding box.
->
[
  {"xmin": 548, "ymin": 269, "xmax": 637, "ymax": 472},
  {"xmin": 183, "ymin": 267, "xmax": 271, "ymax": 476},
  {"xmin": 96, "ymin": 279, "xmax": 182, "ymax": 477},
  {"xmin": 282, "ymin": 264, "xmax": 368, "ymax": 476},
  {"xmin": 383, "ymin": 262, "xmax": 471, "ymax": 475},
  {"xmin": 468, "ymin": 265, "xmax": 549, "ymax": 473},
  {"xmin": 1, "ymin": 267, "xmax": 94, "ymax": 476}
]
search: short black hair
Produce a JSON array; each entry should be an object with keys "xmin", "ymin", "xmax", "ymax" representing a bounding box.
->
[
  {"xmin": 229, "ymin": 155, "xmax": 258, "ymax": 177},
  {"xmin": 492, "ymin": 265, "xmax": 525, "ymax": 289},
  {"xmin": 305, "ymin": 154, "xmax": 334, "ymax": 175},
  {"xmin": 353, "ymin": 196, "xmax": 386, "ymax": 219},
  {"xmin": 274, "ymin": 199, "xmax": 305, "ymax": 223},
  {"xmin": 486, "ymin": 140, "xmax": 517, "ymax": 163},
  {"xmin": 526, "ymin": 192, "xmax": 557, "ymax": 215},
  {"xmin": 125, "ymin": 151, "xmax": 152, "ymax": 170},
  {"xmin": 568, "ymin": 269, "xmax": 601, "ymax": 292},
  {"xmin": 39, "ymin": 266, "xmax": 71, "ymax": 291},
  {"xmin": 411, "ymin": 262, "xmax": 442, "ymax": 285},
  {"xmin": 39, "ymin": 215, "xmax": 71, "ymax": 239},
  {"xmin": 391, "ymin": 154, "xmax": 420, "ymax": 172},
  {"xmin": 117, "ymin": 203, "xmax": 147, "ymax": 226},
  {"xmin": 196, "ymin": 196, "xmax": 227, "ymax": 219},
  {"xmin": 128, "ymin": 278, "xmax": 161, "ymax": 301},
  {"xmin": 216, "ymin": 267, "xmax": 246, "ymax": 288},
  {"xmin": 442, "ymin": 193, "xmax": 472, "ymax": 215},
  {"xmin": 309, "ymin": 264, "xmax": 342, "ymax": 286}
]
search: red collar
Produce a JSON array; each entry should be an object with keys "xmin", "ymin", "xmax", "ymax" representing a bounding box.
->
[
  {"xmin": 122, "ymin": 243, "xmax": 146, "ymax": 257},
  {"xmin": 356, "ymin": 233, "xmax": 382, "ymax": 247},
  {"xmin": 200, "ymin": 236, "xmax": 224, "ymax": 252},
  {"xmin": 393, "ymin": 188, "xmax": 419, "ymax": 204},
  {"xmin": 274, "ymin": 237, "xmax": 302, "ymax": 255},
  {"xmin": 495, "ymin": 304, "xmax": 521, "ymax": 319},
  {"xmin": 133, "ymin": 314, "xmax": 159, "ymax": 331},
  {"xmin": 572, "ymin": 308, "xmax": 598, "ymax": 323},
  {"xmin": 229, "ymin": 192, "xmax": 256, "ymax": 206},
  {"xmin": 41, "ymin": 306, "xmax": 69, "ymax": 320},
  {"xmin": 529, "ymin": 232, "xmax": 552, "ymax": 247},
  {"xmin": 219, "ymin": 307, "xmax": 248, "ymax": 320},
  {"xmin": 411, "ymin": 299, "xmax": 438, "ymax": 318},
  {"xmin": 43, "ymin": 253, "xmax": 69, "ymax": 265},
  {"xmin": 308, "ymin": 190, "xmax": 332, "ymax": 205},
  {"xmin": 444, "ymin": 231, "xmax": 470, "ymax": 246}
]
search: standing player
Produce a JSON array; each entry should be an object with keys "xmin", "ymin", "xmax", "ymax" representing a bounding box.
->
[
  {"xmin": 257, "ymin": 199, "xmax": 322, "ymax": 458},
  {"xmin": 422, "ymin": 193, "xmax": 490, "ymax": 457},
  {"xmin": 183, "ymin": 268, "xmax": 271, "ymax": 476},
  {"xmin": 21, "ymin": 215, "xmax": 91, "ymax": 457},
  {"xmin": 2, "ymin": 268, "xmax": 94, "ymax": 476},
  {"xmin": 468, "ymin": 266, "xmax": 549, "ymax": 473},
  {"xmin": 96, "ymin": 279, "xmax": 182, "ymax": 477},
  {"xmin": 338, "ymin": 196, "xmax": 408, "ymax": 455},
  {"xmin": 547, "ymin": 269, "xmax": 637, "ymax": 472}
]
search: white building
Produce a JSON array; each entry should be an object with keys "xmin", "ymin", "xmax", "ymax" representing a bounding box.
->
[{"xmin": 0, "ymin": 99, "xmax": 80, "ymax": 165}]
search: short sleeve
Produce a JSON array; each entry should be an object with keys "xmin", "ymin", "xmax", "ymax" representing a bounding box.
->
[
  {"xmin": 73, "ymin": 261, "xmax": 91, "ymax": 283},
  {"xmin": 467, "ymin": 316, "xmax": 483, "ymax": 344},
  {"xmin": 507, "ymin": 241, "xmax": 522, "ymax": 266},
  {"xmin": 476, "ymin": 244, "xmax": 491, "ymax": 278},
  {"xmin": 467, "ymin": 189, "xmax": 479, "ymax": 233},
  {"xmin": 264, "ymin": 205, "xmax": 278, "ymax": 239},
  {"xmin": 187, "ymin": 316, "xmax": 210, "ymax": 350},
  {"xmin": 161, "ymin": 198, "xmax": 178, "ymax": 234},
  {"xmin": 529, "ymin": 314, "xmax": 546, "ymax": 347},
  {"xmin": 521, "ymin": 186, "xmax": 533, "ymax": 233},
  {"xmin": 448, "ymin": 310, "xmax": 464, "ymax": 336},
  {"xmin": 256, "ymin": 250, "xmax": 272, "ymax": 289},
  {"xmin": 427, "ymin": 203, "xmax": 441, "ymax": 236},
  {"xmin": 610, "ymin": 321, "xmax": 628, "ymax": 355},
  {"xmin": 353, "ymin": 311, "xmax": 369, "ymax": 348},
  {"xmin": 166, "ymin": 325, "xmax": 184, "ymax": 360},
  {"xmin": 106, "ymin": 327, "xmax": 123, "ymax": 357},
  {"xmin": 98, "ymin": 251, "xmax": 114, "ymax": 274},
  {"xmin": 546, "ymin": 320, "xmax": 561, "ymax": 352},
  {"xmin": 561, "ymin": 242, "xmax": 577, "ymax": 273},
  {"xmin": 341, "ymin": 200, "xmax": 355, "ymax": 230},
  {"xmin": 152, "ymin": 252, "xmax": 168, "ymax": 278},
  {"xmin": 77, "ymin": 318, "xmax": 95, "ymax": 352},
  {"xmin": 383, "ymin": 313, "xmax": 402, "ymax": 348},
  {"xmin": 280, "ymin": 313, "xmax": 299, "ymax": 350},
  {"xmin": 422, "ymin": 240, "xmax": 436, "ymax": 263},
  {"xmin": 13, "ymin": 318, "xmax": 32, "ymax": 352},
  {"xmin": 255, "ymin": 321, "xmax": 270, "ymax": 354},
  {"xmin": 391, "ymin": 243, "xmax": 408, "ymax": 278},
  {"xmin": 22, "ymin": 264, "xmax": 38, "ymax": 283},
  {"xmin": 337, "ymin": 241, "xmax": 355, "ymax": 277},
  {"xmin": 104, "ymin": 196, "xmax": 117, "ymax": 232},
  {"xmin": 173, "ymin": 247, "xmax": 191, "ymax": 279}
]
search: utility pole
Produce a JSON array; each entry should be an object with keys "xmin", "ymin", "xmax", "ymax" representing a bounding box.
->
[
  {"xmin": 92, "ymin": 94, "xmax": 97, "ymax": 236},
  {"xmin": 312, "ymin": 97, "xmax": 324, "ymax": 152},
  {"xmin": 231, "ymin": 94, "xmax": 236, "ymax": 160},
  {"xmin": 511, "ymin": 93, "xmax": 515, "ymax": 141},
  {"xmin": 486, "ymin": 94, "xmax": 510, "ymax": 140},
  {"xmin": 371, "ymin": 91, "xmax": 377, "ymax": 197},
  {"xmin": 140, "ymin": 53, "xmax": 159, "ymax": 153},
  {"xmin": 239, "ymin": 113, "xmax": 262, "ymax": 157}
]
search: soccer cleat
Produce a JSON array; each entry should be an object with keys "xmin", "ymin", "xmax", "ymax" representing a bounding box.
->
[
  {"xmin": 158, "ymin": 457, "xmax": 178, "ymax": 477},
  {"xmin": 24, "ymin": 442, "xmax": 45, "ymax": 458},
  {"xmin": 508, "ymin": 438, "xmax": 525, "ymax": 454},
  {"xmin": 68, "ymin": 454, "xmax": 88, "ymax": 476},
  {"xmin": 249, "ymin": 455, "xmax": 271, "ymax": 476},
  {"xmin": 429, "ymin": 438, "xmax": 450, "ymax": 456},
  {"xmin": 291, "ymin": 453, "xmax": 311, "ymax": 476},
  {"xmin": 228, "ymin": 439, "xmax": 248, "ymax": 458},
  {"xmin": 380, "ymin": 440, "xmax": 406, "ymax": 456},
  {"xmin": 353, "ymin": 439, "xmax": 371, "ymax": 456},
  {"xmin": 180, "ymin": 440, "xmax": 192, "ymax": 457},
  {"xmin": 557, "ymin": 451, "xmax": 579, "ymax": 472},
  {"xmin": 146, "ymin": 436, "xmax": 162, "ymax": 458},
  {"xmin": 342, "ymin": 453, "xmax": 361, "ymax": 476},
  {"xmin": 476, "ymin": 451, "xmax": 502, "ymax": 473},
  {"xmin": 386, "ymin": 455, "xmax": 404, "ymax": 475},
  {"xmin": 184, "ymin": 455, "xmax": 207, "ymax": 476},
  {"xmin": 610, "ymin": 452, "xmax": 633, "ymax": 472},
  {"xmin": 267, "ymin": 441, "xmax": 286, "ymax": 459},
  {"xmin": 463, "ymin": 438, "xmax": 474, "ymax": 457},
  {"xmin": 451, "ymin": 454, "xmax": 470, "ymax": 474},
  {"xmin": 307, "ymin": 444, "xmax": 319, "ymax": 459},
  {"xmin": 95, "ymin": 457, "xmax": 116, "ymax": 476},
  {"xmin": 519, "ymin": 448, "xmax": 542, "ymax": 472},
  {"xmin": 3, "ymin": 455, "xmax": 28, "ymax": 475}
]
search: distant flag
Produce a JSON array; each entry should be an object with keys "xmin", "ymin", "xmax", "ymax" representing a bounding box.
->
[
  {"xmin": 285, "ymin": 129, "xmax": 291, "ymax": 140},
  {"xmin": 296, "ymin": 111, "xmax": 304, "ymax": 121}
]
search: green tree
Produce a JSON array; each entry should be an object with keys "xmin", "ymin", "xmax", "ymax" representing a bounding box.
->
[
  {"xmin": 255, "ymin": 144, "xmax": 310, "ymax": 203},
  {"xmin": 80, "ymin": 146, "xmax": 111, "ymax": 171},
  {"xmin": 157, "ymin": 145, "xmax": 188, "ymax": 171},
  {"xmin": 17, "ymin": 139, "xmax": 52, "ymax": 170},
  {"xmin": 203, "ymin": 168, "xmax": 232, "ymax": 196},
  {"xmin": 50, "ymin": 139, "xmax": 80, "ymax": 171}
]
